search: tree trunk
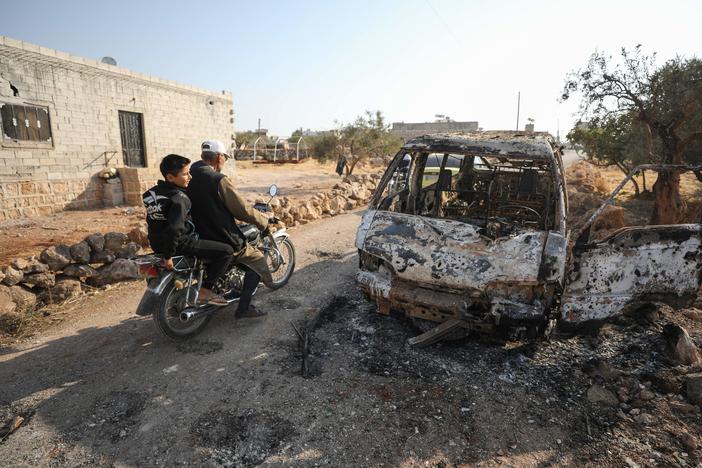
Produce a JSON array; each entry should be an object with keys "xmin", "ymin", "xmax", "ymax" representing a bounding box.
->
[
  {"xmin": 616, "ymin": 162, "xmax": 639, "ymax": 195},
  {"xmin": 651, "ymin": 168, "xmax": 684, "ymax": 224},
  {"xmin": 345, "ymin": 158, "xmax": 358, "ymax": 176}
]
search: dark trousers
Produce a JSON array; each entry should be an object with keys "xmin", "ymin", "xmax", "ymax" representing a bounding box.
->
[
  {"xmin": 237, "ymin": 265, "xmax": 261, "ymax": 312},
  {"xmin": 177, "ymin": 239, "xmax": 234, "ymax": 288}
]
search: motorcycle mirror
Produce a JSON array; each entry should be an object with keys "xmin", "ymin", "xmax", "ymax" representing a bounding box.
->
[{"xmin": 268, "ymin": 184, "xmax": 278, "ymax": 197}]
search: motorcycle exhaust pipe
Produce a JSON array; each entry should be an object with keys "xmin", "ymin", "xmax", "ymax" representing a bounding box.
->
[{"xmin": 180, "ymin": 307, "xmax": 210, "ymax": 322}]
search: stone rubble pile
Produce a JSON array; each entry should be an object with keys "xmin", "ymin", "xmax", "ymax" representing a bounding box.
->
[
  {"xmin": 264, "ymin": 173, "xmax": 382, "ymax": 226},
  {"xmin": 0, "ymin": 226, "xmax": 149, "ymax": 328}
]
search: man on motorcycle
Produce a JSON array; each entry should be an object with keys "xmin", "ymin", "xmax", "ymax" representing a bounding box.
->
[{"xmin": 188, "ymin": 139, "xmax": 278, "ymax": 318}]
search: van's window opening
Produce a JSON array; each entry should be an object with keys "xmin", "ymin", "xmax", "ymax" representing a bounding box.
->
[{"xmin": 374, "ymin": 150, "xmax": 558, "ymax": 237}]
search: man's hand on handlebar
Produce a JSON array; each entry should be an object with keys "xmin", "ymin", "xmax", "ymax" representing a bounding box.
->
[
  {"xmin": 162, "ymin": 258, "xmax": 174, "ymax": 270},
  {"xmin": 262, "ymin": 217, "xmax": 280, "ymax": 237}
]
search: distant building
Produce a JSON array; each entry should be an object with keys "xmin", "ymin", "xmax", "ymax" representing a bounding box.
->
[
  {"xmin": 0, "ymin": 36, "xmax": 234, "ymax": 219},
  {"xmin": 390, "ymin": 121, "xmax": 479, "ymax": 141}
]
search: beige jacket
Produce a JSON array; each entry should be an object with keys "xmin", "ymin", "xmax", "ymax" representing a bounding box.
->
[{"xmin": 217, "ymin": 176, "xmax": 269, "ymax": 231}]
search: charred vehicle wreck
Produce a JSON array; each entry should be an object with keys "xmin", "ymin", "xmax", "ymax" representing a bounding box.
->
[{"xmin": 355, "ymin": 133, "xmax": 702, "ymax": 345}]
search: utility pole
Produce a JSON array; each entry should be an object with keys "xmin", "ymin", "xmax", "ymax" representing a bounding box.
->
[
  {"xmin": 257, "ymin": 118, "xmax": 261, "ymax": 134},
  {"xmin": 516, "ymin": 91, "xmax": 521, "ymax": 131}
]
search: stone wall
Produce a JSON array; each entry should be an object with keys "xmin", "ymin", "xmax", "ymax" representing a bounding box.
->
[{"xmin": 0, "ymin": 35, "xmax": 234, "ymax": 219}]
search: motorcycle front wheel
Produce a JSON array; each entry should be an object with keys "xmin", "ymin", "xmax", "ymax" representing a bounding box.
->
[
  {"xmin": 152, "ymin": 279, "xmax": 212, "ymax": 340},
  {"xmin": 265, "ymin": 237, "xmax": 295, "ymax": 290}
]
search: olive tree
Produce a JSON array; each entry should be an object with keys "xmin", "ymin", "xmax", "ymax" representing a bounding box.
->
[{"xmin": 563, "ymin": 46, "xmax": 702, "ymax": 223}]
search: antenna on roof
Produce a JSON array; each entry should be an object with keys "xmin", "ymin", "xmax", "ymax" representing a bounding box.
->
[{"xmin": 100, "ymin": 56, "xmax": 117, "ymax": 66}]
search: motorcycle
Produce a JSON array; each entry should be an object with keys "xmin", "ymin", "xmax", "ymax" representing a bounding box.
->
[{"xmin": 134, "ymin": 184, "xmax": 295, "ymax": 340}]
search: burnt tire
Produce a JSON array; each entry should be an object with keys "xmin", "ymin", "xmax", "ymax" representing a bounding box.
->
[{"xmin": 152, "ymin": 279, "xmax": 212, "ymax": 340}]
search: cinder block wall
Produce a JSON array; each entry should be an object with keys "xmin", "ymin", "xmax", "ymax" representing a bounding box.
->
[{"xmin": 0, "ymin": 36, "xmax": 234, "ymax": 220}]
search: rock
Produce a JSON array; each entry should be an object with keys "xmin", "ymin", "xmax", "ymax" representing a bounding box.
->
[
  {"xmin": 592, "ymin": 205, "xmax": 628, "ymax": 233},
  {"xmin": 40, "ymin": 245, "xmax": 72, "ymax": 271},
  {"xmin": 679, "ymin": 431, "xmax": 698, "ymax": 451},
  {"xmin": 90, "ymin": 250, "xmax": 115, "ymax": 265},
  {"xmin": 634, "ymin": 413, "xmax": 655, "ymax": 425},
  {"xmin": 0, "ymin": 310, "xmax": 23, "ymax": 333},
  {"xmin": 2, "ymin": 266, "xmax": 23, "ymax": 286},
  {"xmin": 127, "ymin": 226, "xmax": 149, "ymax": 247},
  {"xmin": 681, "ymin": 308, "xmax": 702, "ymax": 322},
  {"xmin": 329, "ymin": 196, "xmax": 345, "ymax": 213},
  {"xmin": 22, "ymin": 272, "xmax": 56, "ymax": 289},
  {"xmin": 63, "ymin": 264, "xmax": 99, "ymax": 278},
  {"xmin": 669, "ymin": 400, "xmax": 698, "ymax": 414},
  {"xmin": 583, "ymin": 359, "xmax": 623, "ymax": 381},
  {"xmin": 617, "ymin": 387, "xmax": 630, "ymax": 403},
  {"xmin": 685, "ymin": 373, "xmax": 702, "ymax": 406},
  {"xmin": 104, "ymin": 232, "xmax": 129, "ymax": 251},
  {"xmin": 638, "ymin": 389, "xmax": 655, "ymax": 401},
  {"xmin": 23, "ymin": 258, "xmax": 49, "ymax": 274},
  {"xmin": 587, "ymin": 385, "xmax": 619, "ymax": 406},
  {"xmin": 69, "ymin": 241, "xmax": 92, "ymax": 264},
  {"xmin": 0, "ymin": 270, "xmax": 4, "ymax": 284},
  {"xmin": 625, "ymin": 302, "xmax": 662, "ymax": 323},
  {"xmin": 85, "ymin": 233, "xmax": 105, "ymax": 252},
  {"xmin": 43, "ymin": 279, "xmax": 82, "ymax": 302},
  {"xmin": 116, "ymin": 242, "xmax": 141, "ymax": 259},
  {"xmin": 663, "ymin": 323, "xmax": 702, "ymax": 366},
  {"xmin": 345, "ymin": 200, "xmax": 356, "ymax": 211},
  {"xmin": 10, "ymin": 286, "xmax": 37, "ymax": 313},
  {"xmin": 0, "ymin": 285, "xmax": 16, "ymax": 315},
  {"xmin": 88, "ymin": 259, "xmax": 138, "ymax": 286},
  {"xmin": 10, "ymin": 258, "xmax": 28, "ymax": 270}
]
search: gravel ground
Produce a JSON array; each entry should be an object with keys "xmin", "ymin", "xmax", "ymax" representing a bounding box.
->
[{"xmin": 1, "ymin": 208, "xmax": 701, "ymax": 467}]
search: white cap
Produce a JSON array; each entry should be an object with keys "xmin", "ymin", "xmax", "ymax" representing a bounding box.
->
[{"xmin": 201, "ymin": 139, "xmax": 230, "ymax": 158}]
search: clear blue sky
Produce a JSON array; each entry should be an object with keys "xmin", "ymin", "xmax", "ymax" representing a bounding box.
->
[{"xmin": 2, "ymin": 0, "xmax": 701, "ymax": 137}]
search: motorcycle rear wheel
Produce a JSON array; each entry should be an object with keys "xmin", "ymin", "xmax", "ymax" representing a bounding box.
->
[{"xmin": 152, "ymin": 279, "xmax": 212, "ymax": 340}]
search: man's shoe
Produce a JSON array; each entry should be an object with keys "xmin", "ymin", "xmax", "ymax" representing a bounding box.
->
[
  {"xmin": 197, "ymin": 289, "xmax": 228, "ymax": 306},
  {"xmin": 235, "ymin": 305, "xmax": 268, "ymax": 319}
]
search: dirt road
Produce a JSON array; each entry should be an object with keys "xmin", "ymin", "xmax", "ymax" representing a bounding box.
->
[{"xmin": 2, "ymin": 207, "xmax": 700, "ymax": 467}]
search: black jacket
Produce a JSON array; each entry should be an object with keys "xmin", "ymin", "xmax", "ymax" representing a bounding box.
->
[
  {"xmin": 143, "ymin": 180, "xmax": 196, "ymax": 258},
  {"xmin": 187, "ymin": 161, "xmax": 246, "ymax": 252}
]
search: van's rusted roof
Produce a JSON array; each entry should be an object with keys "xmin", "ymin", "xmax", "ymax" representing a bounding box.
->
[{"xmin": 403, "ymin": 132, "xmax": 556, "ymax": 159}]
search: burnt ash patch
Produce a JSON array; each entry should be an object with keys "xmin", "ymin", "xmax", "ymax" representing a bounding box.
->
[
  {"xmin": 73, "ymin": 390, "xmax": 149, "ymax": 442},
  {"xmin": 190, "ymin": 408, "xmax": 297, "ymax": 467},
  {"xmin": 298, "ymin": 286, "xmax": 702, "ymax": 465},
  {"xmin": 176, "ymin": 340, "xmax": 223, "ymax": 355}
]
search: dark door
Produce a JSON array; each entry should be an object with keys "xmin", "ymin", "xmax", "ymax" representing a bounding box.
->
[{"xmin": 118, "ymin": 111, "xmax": 146, "ymax": 167}]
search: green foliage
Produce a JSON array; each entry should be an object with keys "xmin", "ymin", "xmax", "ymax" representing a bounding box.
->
[
  {"xmin": 303, "ymin": 111, "xmax": 403, "ymax": 174},
  {"xmin": 338, "ymin": 110, "xmax": 403, "ymax": 175},
  {"xmin": 563, "ymin": 46, "xmax": 702, "ymax": 165},
  {"xmin": 234, "ymin": 131, "xmax": 262, "ymax": 149},
  {"xmin": 308, "ymin": 131, "xmax": 342, "ymax": 162}
]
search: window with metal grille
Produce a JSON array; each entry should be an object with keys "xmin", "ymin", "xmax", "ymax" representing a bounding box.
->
[{"xmin": 0, "ymin": 103, "xmax": 52, "ymax": 143}]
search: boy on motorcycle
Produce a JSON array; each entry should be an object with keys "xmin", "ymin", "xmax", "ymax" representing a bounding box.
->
[{"xmin": 142, "ymin": 154, "xmax": 233, "ymax": 306}]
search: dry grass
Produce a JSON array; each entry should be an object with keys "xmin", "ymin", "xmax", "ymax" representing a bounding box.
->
[{"xmin": 566, "ymin": 162, "xmax": 702, "ymax": 235}]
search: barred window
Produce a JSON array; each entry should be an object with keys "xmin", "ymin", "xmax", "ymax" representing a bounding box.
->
[{"xmin": 1, "ymin": 103, "xmax": 52, "ymax": 143}]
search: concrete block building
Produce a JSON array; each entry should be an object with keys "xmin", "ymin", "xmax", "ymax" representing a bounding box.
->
[
  {"xmin": 390, "ymin": 121, "xmax": 479, "ymax": 141},
  {"xmin": 0, "ymin": 36, "xmax": 234, "ymax": 219}
]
